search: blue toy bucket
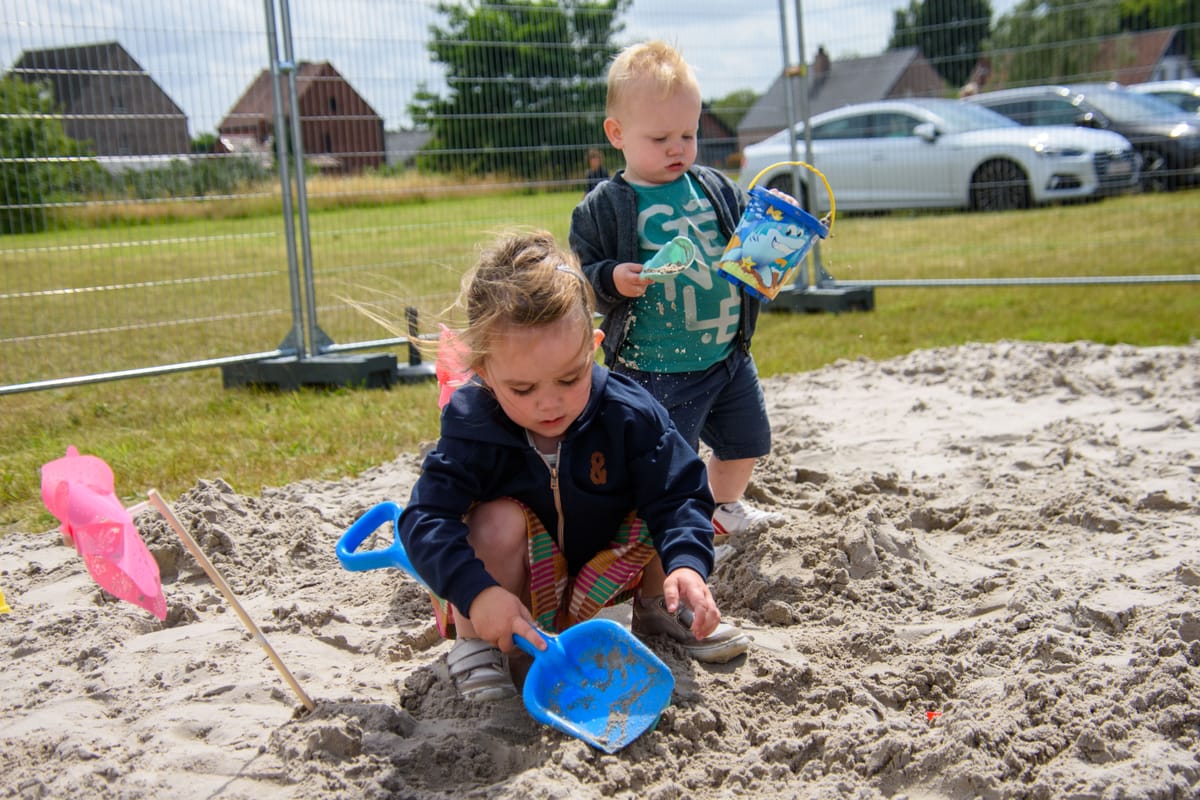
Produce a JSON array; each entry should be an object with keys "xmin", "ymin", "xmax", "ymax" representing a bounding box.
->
[{"xmin": 716, "ymin": 161, "xmax": 835, "ymax": 301}]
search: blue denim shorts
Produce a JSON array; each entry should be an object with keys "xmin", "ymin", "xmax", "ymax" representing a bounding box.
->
[{"xmin": 616, "ymin": 349, "xmax": 771, "ymax": 460}]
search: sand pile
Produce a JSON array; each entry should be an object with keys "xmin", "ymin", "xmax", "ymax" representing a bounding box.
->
[{"xmin": 2, "ymin": 340, "xmax": 1197, "ymax": 799}]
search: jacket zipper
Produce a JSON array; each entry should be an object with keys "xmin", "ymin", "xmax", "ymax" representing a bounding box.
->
[{"xmin": 532, "ymin": 438, "xmax": 567, "ymax": 552}]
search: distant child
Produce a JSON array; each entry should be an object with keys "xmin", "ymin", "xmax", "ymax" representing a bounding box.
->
[
  {"xmin": 399, "ymin": 230, "xmax": 750, "ymax": 702},
  {"xmin": 584, "ymin": 148, "xmax": 609, "ymax": 194},
  {"xmin": 569, "ymin": 40, "xmax": 785, "ymax": 541}
]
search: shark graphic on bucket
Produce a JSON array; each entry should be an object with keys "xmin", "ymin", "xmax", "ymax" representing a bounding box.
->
[
  {"xmin": 716, "ymin": 186, "xmax": 828, "ymax": 301},
  {"xmin": 716, "ymin": 161, "xmax": 836, "ymax": 302}
]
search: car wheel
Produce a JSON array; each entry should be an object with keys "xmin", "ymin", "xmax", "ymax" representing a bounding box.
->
[
  {"xmin": 969, "ymin": 159, "xmax": 1030, "ymax": 212},
  {"xmin": 765, "ymin": 174, "xmax": 810, "ymax": 210},
  {"xmin": 1138, "ymin": 147, "xmax": 1170, "ymax": 192}
]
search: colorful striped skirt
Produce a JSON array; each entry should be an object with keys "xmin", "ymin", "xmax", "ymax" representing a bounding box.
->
[{"xmin": 430, "ymin": 501, "xmax": 656, "ymax": 637}]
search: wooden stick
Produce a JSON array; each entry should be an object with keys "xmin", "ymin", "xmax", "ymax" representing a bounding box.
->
[{"xmin": 147, "ymin": 489, "xmax": 316, "ymax": 712}]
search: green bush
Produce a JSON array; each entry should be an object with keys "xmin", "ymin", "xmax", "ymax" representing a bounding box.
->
[
  {"xmin": 0, "ymin": 76, "xmax": 91, "ymax": 234},
  {"xmin": 116, "ymin": 154, "xmax": 271, "ymax": 201}
]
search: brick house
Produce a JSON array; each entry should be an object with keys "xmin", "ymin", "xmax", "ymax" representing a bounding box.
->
[
  {"xmin": 698, "ymin": 106, "xmax": 738, "ymax": 169},
  {"xmin": 218, "ymin": 61, "xmax": 384, "ymax": 173},
  {"xmin": 10, "ymin": 41, "xmax": 190, "ymax": 157}
]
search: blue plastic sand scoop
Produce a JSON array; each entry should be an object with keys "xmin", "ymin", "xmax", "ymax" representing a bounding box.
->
[
  {"xmin": 336, "ymin": 501, "xmax": 423, "ymax": 581},
  {"xmin": 337, "ymin": 501, "xmax": 675, "ymax": 752},
  {"xmin": 513, "ymin": 619, "xmax": 675, "ymax": 753}
]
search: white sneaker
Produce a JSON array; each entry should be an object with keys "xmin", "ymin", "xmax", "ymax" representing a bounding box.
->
[
  {"xmin": 713, "ymin": 543, "xmax": 735, "ymax": 564},
  {"xmin": 712, "ymin": 501, "xmax": 785, "ymax": 540}
]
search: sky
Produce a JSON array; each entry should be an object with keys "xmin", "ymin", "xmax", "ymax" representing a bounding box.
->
[{"xmin": 0, "ymin": 0, "xmax": 1020, "ymax": 136}]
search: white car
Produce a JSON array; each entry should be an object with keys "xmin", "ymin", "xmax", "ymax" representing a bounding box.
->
[
  {"xmin": 738, "ymin": 98, "xmax": 1140, "ymax": 213},
  {"xmin": 1128, "ymin": 79, "xmax": 1200, "ymax": 117}
]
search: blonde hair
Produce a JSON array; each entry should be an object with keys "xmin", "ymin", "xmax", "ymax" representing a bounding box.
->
[
  {"xmin": 455, "ymin": 230, "xmax": 595, "ymax": 373},
  {"xmin": 606, "ymin": 40, "xmax": 699, "ymax": 117}
]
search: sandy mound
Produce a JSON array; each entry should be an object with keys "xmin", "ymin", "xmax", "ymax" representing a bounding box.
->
[{"xmin": 2, "ymin": 340, "xmax": 1197, "ymax": 799}]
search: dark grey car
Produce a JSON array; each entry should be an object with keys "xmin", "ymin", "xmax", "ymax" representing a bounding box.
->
[{"xmin": 965, "ymin": 83, "xmax": 1200, "ymax": 191}]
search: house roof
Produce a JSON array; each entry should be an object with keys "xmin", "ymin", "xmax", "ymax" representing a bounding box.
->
[
  {"xmin": 220, "ymin": 61, "xmax": 381, "ymax": 128},
  {"xmin": 699, "ymin": 105, "xmax": 735, "ymax": 139},
  {"xmin": 10, "ymin": 41, "xmax": 184, "ymax": 115},
  {"xmin": 739, "ymin": 47, "xmax": 937, "ymax": 135},
  {"xmin": 1088, "ymin": 27, "xmax": 1182, "ymax": 85},
  {"xmin": 981, "ymin": 27, "xmax": 1187, "ymax": 90}
]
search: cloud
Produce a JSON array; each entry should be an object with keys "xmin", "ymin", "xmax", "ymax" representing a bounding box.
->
[
  {"xmin": 1, "ymin": 0, "xmax": 439, "ymax": 133},
  {"xmin": 1, "ymin": 0, "xmax": 1018, "ymax": 135}
]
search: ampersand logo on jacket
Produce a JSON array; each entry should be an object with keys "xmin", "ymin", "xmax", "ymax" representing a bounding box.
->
[{"xmin": 589, "ymin": 451, "xmax": 607, "ymax": 485}]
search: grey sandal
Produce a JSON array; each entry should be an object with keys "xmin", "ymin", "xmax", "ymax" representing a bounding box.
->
[{"xmin": 446, "ymin": 638, "xmax": 517, "ymax": 702}]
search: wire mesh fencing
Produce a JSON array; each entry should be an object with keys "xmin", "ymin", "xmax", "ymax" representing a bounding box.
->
[{"xmin": 1, "ymin": 0, "xmax": 1197, "ymax": 393}]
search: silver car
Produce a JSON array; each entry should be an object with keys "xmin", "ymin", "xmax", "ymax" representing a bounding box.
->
[
  {"xmin": 965, "ymin": 84, "xmax": 1200, "ymax": 192},
  {"xmin": 739, "ymin": 98, "xmax": 1139, "ymax": 213},
  {"xmin": 1128, "ymin": 79, "xmax": 1200, "ymax": 117}
]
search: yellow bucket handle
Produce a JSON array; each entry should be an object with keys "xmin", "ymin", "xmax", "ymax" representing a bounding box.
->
[{"xmin": 748, "ymin": 160, "xmax": 835, "ymax": 232}]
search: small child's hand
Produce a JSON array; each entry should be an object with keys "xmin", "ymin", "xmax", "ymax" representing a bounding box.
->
[
  {"xmin": 614, "ymin": 261, "xmax": 653, "ymax": 298},
  {"xmin": 765, "ymin": 187, "xmax": 801, "ymax": 208},
  {"xmin": 467, "ymin": 585, "xmax": 546, "ymax": 653},
  {"xmin": 662, "ymin": 567, "xmax": 721, "ymax": 640}
]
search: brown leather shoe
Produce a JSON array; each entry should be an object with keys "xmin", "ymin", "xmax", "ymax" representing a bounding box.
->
[{"xmin": 632, "ymin": 596, "xmax": 751, "ymax": 664}]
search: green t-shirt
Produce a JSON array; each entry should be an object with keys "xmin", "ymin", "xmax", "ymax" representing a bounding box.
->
[{"xmin": 620, "ymin": 175, "xmax": 740, "ymax": 373}]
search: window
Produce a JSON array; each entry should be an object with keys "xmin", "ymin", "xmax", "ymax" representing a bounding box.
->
[
  {"xmin": 1026, "ymin": 99, "xmax": 1079, "ymax": 127},
  {"xmin": 1157, "ymin": 91, "xmax": 1200, "ymax": 114},
  {"xmin": 874, "ymin": 112, "xmax": 917, "ymax": 138},
  {"xmin": 812, "ymin": 114, "xmax": 872, "ymax": 140},
  {"xmin": 988, "ymin": 100, "xmax": 1035, "ymax": 125}
]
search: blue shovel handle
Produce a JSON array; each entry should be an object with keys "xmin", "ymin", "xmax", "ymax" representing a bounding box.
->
[
  {"xmin": 336, "ymin": 501, "xmax": 422, "ymax": 580},
  {"xmin": 512, "ymin": 630, "xmax": 560, "ymax": 663}
]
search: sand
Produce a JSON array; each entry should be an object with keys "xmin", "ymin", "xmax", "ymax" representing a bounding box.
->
[{"xmin": 1, "ymin": 340, "xmax": 1197, "ymax": 799}]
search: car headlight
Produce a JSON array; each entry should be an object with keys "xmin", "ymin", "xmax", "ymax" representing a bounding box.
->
[
  {"xmin": 1032, "ymin": 141, "xmax": 1085, "ymax": 158},
  {"xmin": 1169, "ymin": 126, "xmax": 1200, "ymax": 150}
]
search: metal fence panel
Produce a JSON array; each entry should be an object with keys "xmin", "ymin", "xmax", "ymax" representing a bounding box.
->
[{"xmin": 1, "ymin": 1, "xmax": 1197, "ymax": 392}]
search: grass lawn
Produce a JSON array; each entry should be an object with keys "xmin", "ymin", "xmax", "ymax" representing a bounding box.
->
[{"xmin": 2, "ymin": 189, "xmax": 1196, "ymax": 533}]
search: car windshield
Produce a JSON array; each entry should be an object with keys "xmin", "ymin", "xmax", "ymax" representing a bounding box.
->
[
  {"xmin": 919, "ymin": 101, "xmax": 1021, "ymax": 132},
  {"xmin": 1075, "ymin": 87, "xmax": 1185, "ymax": 121}
]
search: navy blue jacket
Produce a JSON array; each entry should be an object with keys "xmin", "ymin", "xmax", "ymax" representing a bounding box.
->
[
  {"xmin": 398, "ymin": 364, "xmax": 716, "ymax": 618},
  {"xmin": 569, "ymin": 166, "xmax": 761, "ymax": 367}
]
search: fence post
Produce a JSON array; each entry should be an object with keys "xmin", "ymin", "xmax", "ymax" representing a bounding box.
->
[
  {"xmin": 767, "ymin": 0, "xmax": 872, "ymax": 313},
  {"xmin": 263, "ymin": 0, "xmax": 306, "ymax": 359},
  {"xmin": 276, "ymin": 0, "xmax": 333, "ymax": 356},
  {"xmin": 221, "ymin": 0, "xmax": 422, "ymax": 390}
]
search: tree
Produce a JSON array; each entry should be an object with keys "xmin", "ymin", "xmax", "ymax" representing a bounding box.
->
[
  {"xmin": 890, "ymin": 0, "xmax": 993, "ymax": 88},
  {"xmin": 987, "ymin": 0, "xmax": 1121, "ymax": 85},
  {"xmin": 409, "ymin": 0, "xmax": 630, "ymax": 180},
  {"xmin": 191, "ymin": 132, "xmax": 219, "ymax": 154},
  {"xmin": 1118, "ymin": 0, "xmax": 1200, "ymax": 69},
  {"xmin": 708, "ymin": 89, "xmax": 759, "ymax": 131},
  {"xmin": 0, "ymin": 75, "xmax": 93, "ymax": 234}
]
